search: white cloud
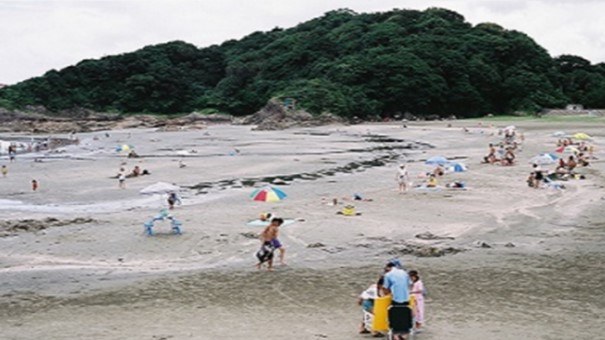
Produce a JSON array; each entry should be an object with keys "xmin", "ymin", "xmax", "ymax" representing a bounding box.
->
[{"xmin": 0, "ymin": 0, "xmax": 604, "ymax": 84}]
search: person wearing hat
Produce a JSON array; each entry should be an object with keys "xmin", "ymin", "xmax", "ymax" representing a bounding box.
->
[{"xmin": 383, "ymin": 261, "xmax": 412, "ymax": 339}]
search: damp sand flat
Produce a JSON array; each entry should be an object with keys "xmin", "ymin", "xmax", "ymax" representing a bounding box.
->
[{"xmin": 0, "ymin": 121, "xmax": 604, "ymax": 339}]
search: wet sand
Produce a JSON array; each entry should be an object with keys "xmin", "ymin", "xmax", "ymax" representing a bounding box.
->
[{"xmin": 0, "ymin": 119, "xmax": 604, "ymax": 339}]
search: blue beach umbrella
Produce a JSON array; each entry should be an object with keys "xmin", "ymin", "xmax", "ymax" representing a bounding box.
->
[{"xmin": 425, "ymin": 156, "xmax": 449, "ymax": 166}]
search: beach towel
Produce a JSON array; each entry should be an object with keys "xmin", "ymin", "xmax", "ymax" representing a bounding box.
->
[{"xmin": 247, "ymin": 219, "xmax": 297, "ymax": 227}]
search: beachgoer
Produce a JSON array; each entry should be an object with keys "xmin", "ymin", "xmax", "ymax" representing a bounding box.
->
[
  {"xmin": 131, "ymin": 166, "xmax": 141, "ymax": 177},
  {"xmin": 8, "ymin": 145, "xmax": 16, "ymax": 162},
  {"xmin": 426, "ymin": 174, "xmax": 437, "ymax": 188},
  {"xmin": 32, "ymin": 179, "xmax": 38, "ymax": 191},
  {"xmin": 179, "ymin": 160, "xmax": 186, "ymax": 168},
  {"xmin": 577, "ymin": 153, "xmax": 590, "ymax": 167},
  {"xmin": 167, "ymin": 192, "xmax": 181, "ymax": 209},
  {"xmin": 567, "ymin": 156, "xmax": 577, "ymax": 172},
  {"xmin": 409, "ymin": 270, "xmax": 425, "ymax": 333},
  {"xmin": 433, "ymin": 165, "xmax": 445, "ymax": 177},
  {"xmin": 1, "ymin": 165, "xmax": 7, "ymax": 177},
  {"xmin": 383, "ymin": 261, "xmax": 412, "ymax": 340},
  {"xmin": 532, "ymin": 164, "xmax": 543, "ymax": 189},
  {"xmin": 397, "ymin": 164, "xmax": 409, "ymax": 193},
  {"xmin": 501, "ymin": 148, "xmax": 515, "ymax": 166},
  {"xmin": 259, "ymin": 212, "xmax": 273, "ymax": 222},
  {"xmin": 484, "ymin": 143, "xmax": 496, "ymax": 164},
  {"xmin": 260, "ymin": 218, "xmax": 285, "ymax": 266},
  {"xmin": 118, "ymin": 171, "xmax": 126, "ymax": 189},
  {"xmin": 358, "ymin": 276, "xmax": 385, "ymax": 335}
]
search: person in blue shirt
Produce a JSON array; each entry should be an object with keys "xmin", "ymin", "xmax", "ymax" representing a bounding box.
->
[
  {"xmin": 383, "ymin": 261, "xmax": 413, "ymax": 339},
  {"xmin": 383, "ymin": 262, "xmax": 410, "ymax": 303}
]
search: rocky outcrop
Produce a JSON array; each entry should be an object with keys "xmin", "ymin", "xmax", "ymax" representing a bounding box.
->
[
  {"xmin": 0, "ymin": 107, "xmax": 234, "ymax": 133},
  {"xmin": 239, "ymin": 99, "xmax": 346, "ymax": 130}
]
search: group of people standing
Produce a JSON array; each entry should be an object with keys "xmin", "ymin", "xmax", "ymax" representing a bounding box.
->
[{"xmin": 358, "ymin": 260, "xmax": 425, "ymax": 339}]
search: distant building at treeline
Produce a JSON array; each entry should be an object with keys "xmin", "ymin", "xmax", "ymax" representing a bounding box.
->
[{"xmin": 542, "ymin": 104, "xmax": 605, "ymax": 117}]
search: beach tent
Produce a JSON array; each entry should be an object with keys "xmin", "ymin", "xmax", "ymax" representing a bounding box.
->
[
  {"xmin": 140, "ymin": 182, "xmax": 180, "ymax": 195},
  {"xmin": 529, "ymin": 153, "xmax": 558, "ymax": 165},
  {"xmin": 425, "ymin": 156, "xmax": 449, "ymax": 166},
  {"xmin": 250, "ymin": 186, "xmax": 287, "ymax": 202},
  {"xmin": 449, "ymin": 163, "xmax": 467, "ymax": 172},
  {"xmin": 573, "ymin": 133, "xmax": 591, "ymax": 140}
]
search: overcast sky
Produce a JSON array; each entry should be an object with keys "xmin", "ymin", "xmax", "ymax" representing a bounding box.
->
[{"xmin": 1, "ymin": 0, "xmax": 604, "ymax": 84}]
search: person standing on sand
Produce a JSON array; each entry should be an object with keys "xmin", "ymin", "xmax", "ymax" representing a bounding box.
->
[
  {"xmin": 383, "ymin": 261, "xmax": 412, "ymax": 340},
  {"xmin": 409, "ymin": 270, "xmax": 425, "ymax": 333},
  {"xmin": 118, "ymin": 169, "xmax": 126, "ymax": 189},
  {"xmin": 397, "ymin": 164, "xmax": 409, "ymax": 193},
  {"xmin": 32, "ymin": 179, "xmax": 38, "ymax": 191},
  {"xmin": 260, "ymin": 218, "xmax": 286, "ymax": 267},
  {"xmin": 1, "ymin": 165, "xmax": 7, "ymax": 177}
]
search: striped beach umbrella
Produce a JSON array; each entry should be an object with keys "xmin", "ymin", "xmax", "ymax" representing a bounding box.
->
[{"xmin": 250, "ymin": 186, "xmax": 287, "ymax": 202}]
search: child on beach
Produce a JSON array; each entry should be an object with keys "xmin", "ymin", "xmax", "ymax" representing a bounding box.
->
[
  {"xmin": 409, "ymin": 270, "xmax": 425, "ymax": 333},
  {"xmin": 118, "ymin": 168, "xmax": 126, "ymax": 189},
  {"xmin": 358, "ymin": 276, "xmax": 385, "ymax": 335},
  {"xmin": 396, "ymin": 164, "xmax": 409, "ymax": 193},
  {"xmin": 1, "ymin": 165, "xmax": 7, "ymax": 177},
  {"xmin": 32, "ymin": 179, "xmax": 38, "ymax": 191},
  {"xmin": 260, "ymin": 218, "xmax": 285, "ymax": 268},
  {"xmin": 167, "ymin": 192, "xmax": 181, "ymax": 209}
]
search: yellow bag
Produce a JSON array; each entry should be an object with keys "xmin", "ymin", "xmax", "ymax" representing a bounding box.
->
[
  {"xmin": 341, "ymin": 205, "xmax": 356, "ymax": 216},
  {"xmin": 372, "ymin": 295, "xmax": 392, "ymax": 332}
]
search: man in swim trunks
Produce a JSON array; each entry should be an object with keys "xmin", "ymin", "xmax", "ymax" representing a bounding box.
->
[{"xmin": 260, "ymin": 218, "xmax": 285, "ymax": 266}]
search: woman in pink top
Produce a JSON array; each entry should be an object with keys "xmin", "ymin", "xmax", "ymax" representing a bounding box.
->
[{"xmin": 409, "ymin": 270, "xmax": 425, "ymax": 332}]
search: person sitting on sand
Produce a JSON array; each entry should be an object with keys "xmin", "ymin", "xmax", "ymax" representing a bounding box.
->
[
  {"xmin": 532, "ymin": 164, "xmax": 544, "ymax": 189},
  {"xmin": 260, "ymin": 218, "xmax": 285, "ymax": 267},
  {"xmin": 557, "ymin": 158, "xmax": 567, "ymax": 171},
  {"xmin": 501, "ymin": 148, "xmax": 515, "ymax": 166},
  {"xmin": 131, "ymin": 165, "xmax": 141, "ymax": 177},
  {"xmin": 433, "ymin": 165, "xmax": 445, "ymax": 177},
  {"xmin": 127, "ymin": 150, "xmax": 139, "ymax": 158},
  {"xmin": 577, "ymin": 153, "xmax": 590, "ymax": 167},
  {"xmin": 527, "ymin": 172, "xmax": 535, "ymax": 188},
  {"xmin": 358, "ymin": 276, "xmax": 385, "ymax": 336},
  {"xmin": 567, "ymin": 156, "xmax": 577, "ymax": 172},
  {"xmin": 426, "ymin": 174, "xmax": 438, "ymax": 188},
  {"xmin": 483, "ymin": 143, "xmax": 497, "ymax": 164}
]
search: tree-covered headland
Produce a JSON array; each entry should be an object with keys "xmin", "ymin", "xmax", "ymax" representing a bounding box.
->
[{"xmin": 2, "ymin": 8, "xmax": 605, "ymax": 119}]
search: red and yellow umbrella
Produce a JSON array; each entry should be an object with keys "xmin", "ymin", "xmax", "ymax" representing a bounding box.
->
[{"xmin": 250, "ymin": 187, "xmax": 287, "ymax": 202}]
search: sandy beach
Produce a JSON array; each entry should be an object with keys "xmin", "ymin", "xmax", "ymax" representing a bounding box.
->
[{"xmin": 1, "ymin": 119, "xmax": 604, "ymax": 339}]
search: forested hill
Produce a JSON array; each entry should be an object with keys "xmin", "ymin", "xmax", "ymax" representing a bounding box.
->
[{"xmin": 2, "ymin": 7, "xmax": 605, "ymax": 119}]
